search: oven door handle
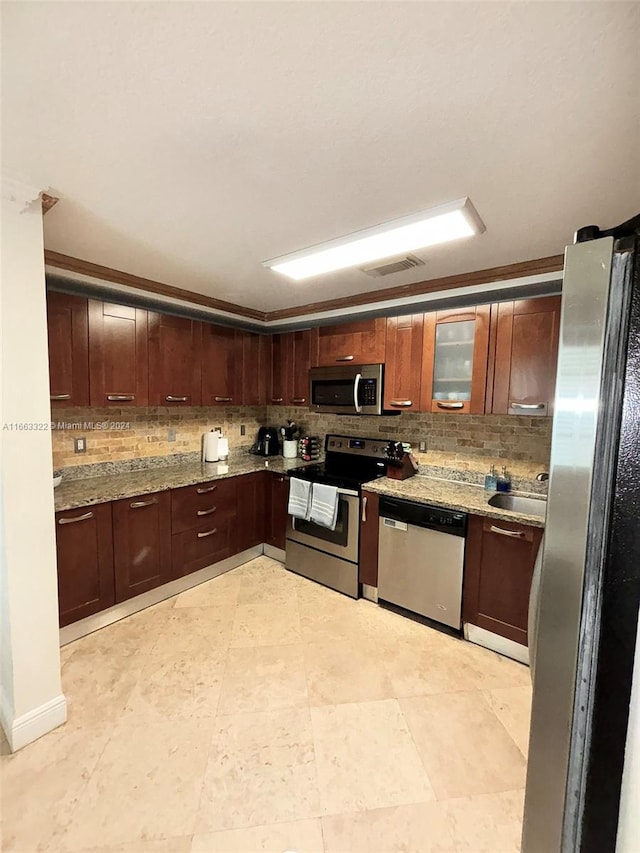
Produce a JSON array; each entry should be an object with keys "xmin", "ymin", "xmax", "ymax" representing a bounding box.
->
[{"xmin": 353, "ymin": 373, "xmax": 362, "ymax": 414}]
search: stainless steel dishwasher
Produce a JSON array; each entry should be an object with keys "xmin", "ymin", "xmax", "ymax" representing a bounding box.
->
[{"xmin": 378, "ymin": 496, "xmax": 467, "ymax": 630}]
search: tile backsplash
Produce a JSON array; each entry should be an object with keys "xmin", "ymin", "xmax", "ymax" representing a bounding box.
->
[{"xmin": 51, "ymin": 403, "xmax": 552, "ymax": 479}]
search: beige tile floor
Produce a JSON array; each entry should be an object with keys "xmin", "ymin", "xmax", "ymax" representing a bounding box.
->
[{"xmin": 1, "ymin": 557, "xmax": 532, "ymax": 852}]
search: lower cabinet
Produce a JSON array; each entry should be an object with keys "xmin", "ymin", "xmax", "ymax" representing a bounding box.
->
[
  {"xmin": 359, "ymin": 490, "xmax": 379, "ymax": 587},
  {"xmin": 265, "ymin": 472, "xmax": 289, "ymax": 550},
  {"xmin": 113, "ymin": 491, "xmax": 172, "ymax": 601},
  {"xmin": 463, "ymin": 514, "xmax": 543, "ymax": 646},
  {"xmin": 170, "ymin": 479, "xmax": 238, "ymax": 578},
  {"xmin": 237, "ymin": 472, "xmax": 267, "ymax": 551},
  {"xmin": 56, "ymin": 502, "xmax": 115, "ymax": 627}
]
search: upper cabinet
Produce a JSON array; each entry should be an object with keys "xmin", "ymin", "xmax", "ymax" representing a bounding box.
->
[
  {"xmin": 490, "ymin": 296, "xmax": 561, "ymax": 417},
  {"xmin": 269, "ymin": 329, "xmax": 312, "ymax": 406},
  {"xmin": 88, "ymin": 301, "xmax": 148, "ymax": 407},
  {"xmin": 47, "ymin": 291, "xmax": 90, "ymax": 407},
  {"xmin": 148, "ymin": 312, "xmax": 202, "ymax": 406},
  {"xmin": 311, "ymin": 318, "xmax": 386, "ymax": 367},
  {"xmin": 384, "ymin": 314, "xmax": 424, "ymax": 411},
  {"xmin": 269, "ymin": 333, "xmax": 290, "ymax": 405},
  {"xmin": 240, "ymin": 331, "xmax": 270, "ymax": 406},
  {"xmin": 421, "ymin": 306, "xmax": 490, "ymax": 414},
  {"xmin": 201, "ymin": 324, "xmax": 242, "ymax": 406}
]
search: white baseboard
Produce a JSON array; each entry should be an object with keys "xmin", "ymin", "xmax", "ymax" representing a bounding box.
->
[
  {"xmin": 464, "ymin": 623, "xmax": 530, "ymax": 665},
  {"xmin": 263, "ymin": 544, "xmax": 286, "ymax": 562},
  {"xmin": 59, "ymin": 545, "xmax": 263, "ymax": 645},
  {"xmin": 1, "ymin": 692, "xmax": 67, "ymax": 752}
]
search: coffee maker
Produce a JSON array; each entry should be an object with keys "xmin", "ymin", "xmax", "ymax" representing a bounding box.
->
[{"xmin": 252, "ymin": 426, "xmax": 280, "ymax": 457}]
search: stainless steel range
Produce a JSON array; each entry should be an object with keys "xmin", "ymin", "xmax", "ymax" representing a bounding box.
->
[{"xmin": 285, "ymin": 434, "xmax": 393, "ymax": 598}]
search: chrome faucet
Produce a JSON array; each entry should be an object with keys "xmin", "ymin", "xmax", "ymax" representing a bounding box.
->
[{"xmin": 536, "ymin": 472, "xmax": 550, "ymax": 482}]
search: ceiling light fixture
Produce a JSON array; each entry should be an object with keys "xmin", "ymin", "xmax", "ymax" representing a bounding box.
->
[{"xmin": 263, "ymin": 197, "xmax": 485, "ymax": 281}]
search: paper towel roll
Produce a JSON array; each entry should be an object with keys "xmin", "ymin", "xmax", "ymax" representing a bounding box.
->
[
  {"xmin": 218, "ymin": 437, "xmax": 229, "ymax": 461},
  {"xmin": 202, "ymin": 430, "xmax": 220, "ymax": 463}
]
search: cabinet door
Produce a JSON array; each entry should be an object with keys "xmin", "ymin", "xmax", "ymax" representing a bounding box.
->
[
  {"xmin": 241, "ymin": 332, "xmax": 270, "ymax": 406},
  {"xmin": 384, "ymin": 314, "xmax": 424, "ymax": 411},
  {"xmin": 88, "ymin": 300, "xmax": 148, "ymax": 406},
  {"xmin": 266, "ymin": 473, "xmax": 289, "ymax": 550},
  {"xmin": 311, "ymin": 318, "xmax": 386, "ymax": 367},
  {"xmin": 421, "ymin": 305, "xmax": 490, "ymax": 414},
  {"xmin": 463, "ymin": 514, "xmax": 543, "ymax": 646},
  {"xmin": 359, "ymin": 490, "xmax": 379, "ymax": 587},
  {"xmin": 47, "ymin": 291, "xmax": 89, "ymax": 407},
  {"xmin": 55, "ymin": 502, "xmax": 114, "ymax": 626},
  {"xmin": 112, "ymin": 491, "xmax": 172, "ymax": 601},
  {"xmin": 202, "ymin": 324, "xmax": 242, "ymax": 406},
  {"xmin": 289, "ymin": 329, "xmax": 312, "ymax": 406},
  {"xmin": 236, "ymin": 472, "xmax": 267, "ymax": 551},
  {"xmin": 491, "ymin": 296, "xmax": 561, "ymax": 417},
  {"xmin": 148, "ymin": 313, "xmax": 202, "ymax": 406},
  {"xmin": 269, "ymin": 333, "xmax": 290, "ymax": 406}
]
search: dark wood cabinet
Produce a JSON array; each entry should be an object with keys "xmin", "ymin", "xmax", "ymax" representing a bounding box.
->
[
  {"xmin": 265, "ymin": 472, "xmax": 289, "ymax": 550},
  {"xmin": 311, "ymin": 318, "xmax": 386, "ymax": 367},
  {"xmin": 421, "ymin": 305, "xmax": 491, "ymax": 414},
  {"xmin": 88, "ymin": 300, "xmax": 148, "ymax": 407},
  {"xmin": 148, "ymin": 312, "xmax": 202, "ymax": 406},
  {"xmin": 463, "ymin": 514, "xmax": 543, "ymax": 646},
  {"xmin": 490, "ymin": 296, "xmax": 561, "ymax": 417},
  {"xmin": 384, "ymin": 314, "xmax": 424, "ymax": 412},
  {"xmin": 289, "ymin": 329, "xmax": 312, "ymax": 406},
  {"xmin": 170, "ymin": 479, "xmax": 238, "ymax": 577},
  {"xmin": 269, "ymin": 333, "xmax": 290, "ymax": 405},
  {"xmin": 237, "ymin": 472, "xmax": 267, "ymax": 551},
  {"xmin": 201, "ymin": 323, "xmax": 242, "ymax": 406},
  {"xmin": 55, "ymin": 502, "xmax": 114, "ymax": 626},
  {"xmin": 359, "ymin": 490, "xmax": 379, "ymax": 587},
  {"xmin": 47, "ymin": 291, "xmax": 90, "ymax": 407},
  {"xmin": 240, "ymin": 332, "xmax": 270, "ymax": 406},
  {"xmin": 112, "ymin": 490, "xmax": 172, "ymax": 601}
]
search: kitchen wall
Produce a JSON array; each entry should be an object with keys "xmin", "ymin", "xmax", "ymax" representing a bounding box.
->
[
  {"xmin": 267, "ymin": 406, "xmax": 553, "ymax": 478},
  {"xmin": 51, "ymin": 406, "xmax": 267, "ymax": 470}
]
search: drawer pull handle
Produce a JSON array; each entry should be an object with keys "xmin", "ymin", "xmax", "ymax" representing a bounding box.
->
[
  {"xmin": 107, "ymin": 394, "xmax": 135, "ymax": 402},
  {"xmin": 489, "ymin": 525, "xmax": 526, "ymax": 538},
  {"xmin": 197, "ymin": 506, "xmax": 216, "ymax": 516},
  {"xmin": 196, "ymin": 485, "xmax": 217, "ymax": 494},
  {"xmin": 390, "ymin": 400, "xmax": 413, "ymax": 408},
  {"xmin": 271, "ymin": 397, "xmax": 284, "ymax": 403},
  {"xmin": 335, "ymin": 355, "xmax": 354, "ymax": 362},
  {"xmin": 50, "ymin": 394, "xmax": 71, "ymax": 401},
  {"xmin": 165, "ymin": 395, "xmax": 188, "ymax": 402},
  {"xmin": 362, "ymin": 496, "xmax": 367, "ymax": 523},
  {"xmin": 59, "ymin": 511, "xmax": 94, "ymax": 524},
  {"xmin": 436, "ymin": 401, "xmax": 464, "ymax": 410},
  {"xmin": 292, "ymin": 397, "xmax": 306, "ymax": 404},
  {"xmin": 509, "ymin": 402, "xmax": 546, "ymax": 410},
  {"xmin": 197, "ymin": 528, "xmax": 217, "ymax": 538},
  {"xmin": 130, "ymin": 498, "xmax": 158, "ymax": 508},
  {"xmin": 214, "ymin": 396, "xmax": 233, "ymax": 402}
]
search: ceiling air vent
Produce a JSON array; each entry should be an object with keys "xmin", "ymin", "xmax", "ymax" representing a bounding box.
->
[{"xmin": 359, "ymin": 254, "xmax": 425, "ymax": 277}]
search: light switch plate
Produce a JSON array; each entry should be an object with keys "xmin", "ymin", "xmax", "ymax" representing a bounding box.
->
[
  {"xmin": 167, "ymin": 428, "xmax": 176, "ymax": 442},
  {"xmin": 74, "ymin": 437, "xmax": 86, "ymax": 453},
  {"xmin": 419, "ymin": 440, "xmax": 427, "ymax": 452}
]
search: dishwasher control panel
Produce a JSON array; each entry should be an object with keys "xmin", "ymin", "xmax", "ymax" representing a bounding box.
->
[{"xmin": 379, "ymin": 496, "xmax": 467, "ymax": 537}]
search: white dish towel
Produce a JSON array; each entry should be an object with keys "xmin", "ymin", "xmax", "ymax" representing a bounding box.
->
[
  {"xmin": 288, "ymin": 478, "xmax": 312, "ymax": 520},
  {"xmin": 309, "ymin": 483, "xmax": 339, "ymax": 531}
]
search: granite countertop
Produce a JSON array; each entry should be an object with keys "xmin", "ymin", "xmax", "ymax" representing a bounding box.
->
[
  {"xmin": 362, "ymin": 475, "xmax": 546, "ymax": 528},
  {"xmin": 54, "ymin": 455, "xmax": 311, "ymax": 512}
]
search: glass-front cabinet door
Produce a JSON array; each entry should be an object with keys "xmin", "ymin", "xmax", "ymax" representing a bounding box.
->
[{"xmin": 421, "ymin": 306, "xmax": 490, "ymax": 414}]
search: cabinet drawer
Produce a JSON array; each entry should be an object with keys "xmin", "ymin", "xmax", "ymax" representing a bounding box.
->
[
  {"xmin": 171, "ymin": 516, "xmax": 236, "ymax": 578},
  {"xmin": 171, "ymin": 478, "xmax": 237, "ymax": 533}
]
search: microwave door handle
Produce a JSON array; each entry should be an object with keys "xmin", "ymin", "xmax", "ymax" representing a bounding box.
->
[{"xmin": 353, "ymin": 372, "xmax": 362, "ymax": 413}]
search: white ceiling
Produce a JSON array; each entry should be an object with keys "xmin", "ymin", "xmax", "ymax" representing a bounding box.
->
[{"xmin": 3, "ymin": 2, "xmax": 639, "ymax": 313}]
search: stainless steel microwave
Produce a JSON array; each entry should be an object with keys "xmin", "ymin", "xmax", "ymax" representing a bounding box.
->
[{"xmin": 309, "ymin": 364, "xmax": 384, "ymax": 415}]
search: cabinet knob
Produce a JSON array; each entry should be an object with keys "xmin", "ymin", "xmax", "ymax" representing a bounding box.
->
[
  {"xmin": 165, "ymin": 395, "xmax": 188, "ymax": 402},
  {"xmin": 271, "ymin": 397, "xmax": 284, "ymax": 403},
  {"xmin": 292, "ymin": 397, "xmax": 306, "ymax": 404},
  {"xmin": 58, "ymin": 511, "xmax": 94, "ymax": 524}
]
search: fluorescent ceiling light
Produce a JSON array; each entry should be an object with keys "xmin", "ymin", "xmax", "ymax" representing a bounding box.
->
[{"xmin": 263, "ymin": 197, "xmax": 485, "ymax": 281}]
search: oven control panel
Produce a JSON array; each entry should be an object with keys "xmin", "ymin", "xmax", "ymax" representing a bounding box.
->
[{"xmin": 325, "ymin": 434, "xmax": 399, "ymax": 458}]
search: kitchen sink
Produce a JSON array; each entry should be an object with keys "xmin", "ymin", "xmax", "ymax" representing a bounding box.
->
[{"xmin": 488, "ymin": 493, "xmax": 547, "ymax": 519}]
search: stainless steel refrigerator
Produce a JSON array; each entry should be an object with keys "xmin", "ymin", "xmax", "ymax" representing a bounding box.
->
[{"xmin": 523, "ymin": 215, "xmax": 640, "ymax": 852}]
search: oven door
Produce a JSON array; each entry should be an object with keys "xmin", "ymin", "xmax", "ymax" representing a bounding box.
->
[
  {"xmin": 286, "ymin": 488, "xmax": 360, "ymax": 564},
  {"xmin": 309, "ymin": 364, "xmax": 383, "ymax": 415}
]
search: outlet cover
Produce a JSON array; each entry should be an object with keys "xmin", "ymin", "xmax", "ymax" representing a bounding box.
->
[
  {"xmin": 240, "ymin": 424, "xmax": 246, "ymax": 436},
  {"xmin": 167, "ymin": 428, "xmax": 176, "ymax": 442},
  {"xmin": 74, "ymin": 437, "xmax": 86, "ymax": 453},
  {"xmin": 419, "ymin": 440, "xmax": 427, "ymax": 452}
]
